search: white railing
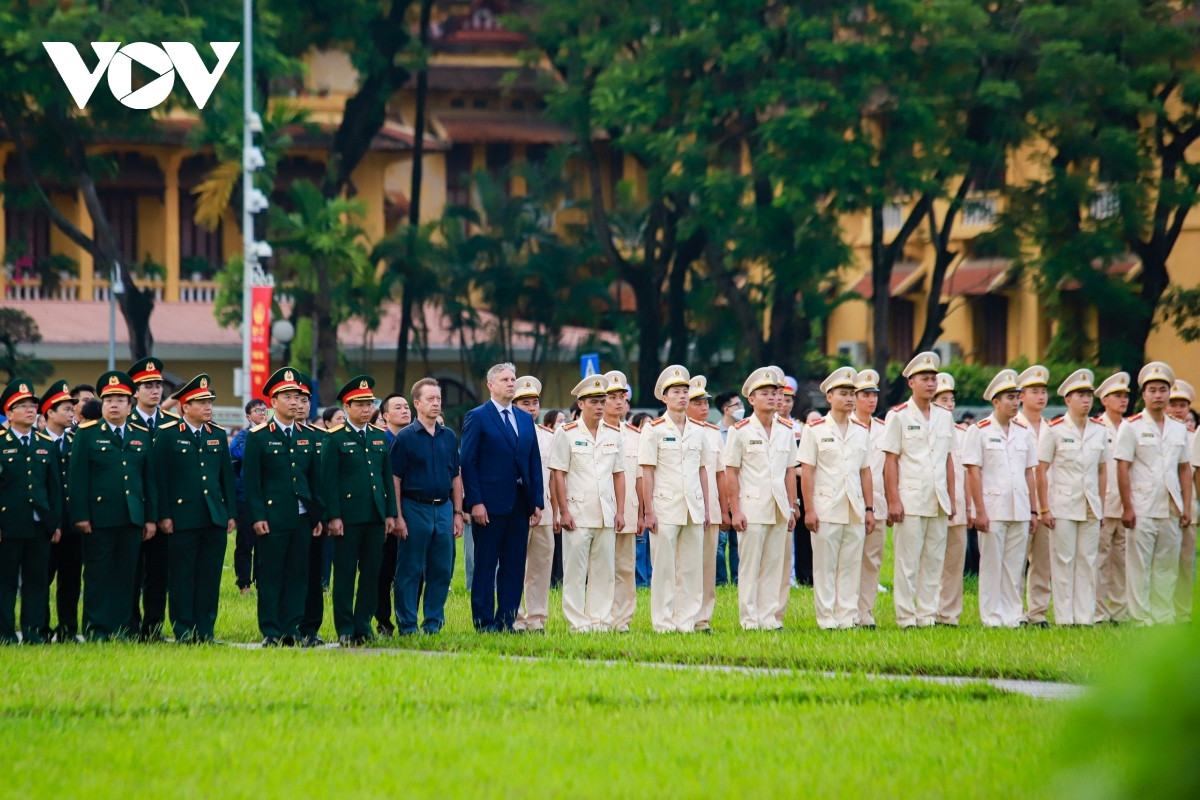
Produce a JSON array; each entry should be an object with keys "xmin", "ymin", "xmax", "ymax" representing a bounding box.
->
[
  {"xmin": 962, "ymin": 196, "xmax": 997, "ymax": 227},
  {"xmin": 3, "ymin": 277, "xmax": 219, "ymax": 303},
  {"xmin": 1090, "ymin": 188, "xmax": 1120, "ymax": 220}
]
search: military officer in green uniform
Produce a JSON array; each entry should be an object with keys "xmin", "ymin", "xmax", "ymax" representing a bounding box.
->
[
  {"xmin": 295, "ymin": 374, "xmax": 329, "ymax": 646},
  {"xmin": 127, "ymin": 356, "xmax": 177, "ymax": 641},
  {"xmin": 323, "ymin": 375, "xmax": 398, "ymax": 646},
  {"xmin": 243, "ymin": 368, "xmax": 325, "ymax": 646},
  {"xmin": 40, "ymin": 379, "xmax": 80, "ymax": 641},
  {"xmin": 152, "ymin": 374, "xmax": 236, "ymax": 643},
  {"xmin": 0, "ymin": 378, "xmax": 63, "ymax": 644},
  {"xmin": 69, "ymin": 372, "xmax": 157, "ymax": 640}
]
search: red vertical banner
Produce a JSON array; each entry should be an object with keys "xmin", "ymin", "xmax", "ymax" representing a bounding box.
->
[{"xmin": 249, "ymin": 285, "xmax": 273, "ymax": 400}]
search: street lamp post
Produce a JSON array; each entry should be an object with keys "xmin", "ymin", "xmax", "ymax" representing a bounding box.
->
[{"xmin": 242, "ymin": 0, "xmax": 272, "ymax": 400}]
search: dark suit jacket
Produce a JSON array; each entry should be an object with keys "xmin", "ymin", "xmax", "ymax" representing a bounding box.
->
[{"xmin": 460, "ymin": 401, "xmax": 544, "ymax": 517}]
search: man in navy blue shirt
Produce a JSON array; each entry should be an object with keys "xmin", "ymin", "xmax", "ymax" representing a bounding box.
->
[
  {"xmin": 230, "ymin": 398, "xmax": 268, "ymax": 594},
  {"xmin": 390, "ymin": 378, "xmax": 464, "ymax": 634}
]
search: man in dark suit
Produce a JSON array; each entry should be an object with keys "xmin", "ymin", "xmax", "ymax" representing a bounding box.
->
[{"xmin": 460, "ymin": 362, "xmax": 545, "ymax": 632}]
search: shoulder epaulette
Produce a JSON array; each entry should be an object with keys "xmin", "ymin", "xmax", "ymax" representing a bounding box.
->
[
  {"xmin": 1091, "ymin": 415, "xmax": 1105, "ymax": 423},
  {"xmin": 36, "ymin": 431, "xmax": 54, "ymax": 441},
  {"xmin": 778, "ymin": 417, "xmax": 794, "ymax": 428},
  {"xmin": 250, "ymin": 421, "xmax": 269, "ymax": 433},
  {"xmin": 325, "ymin": 424, "xmax": 345, "ymax": 433},
  {"xmin": 563, "ymin": 421, "xmax": 579, "ymax": 431},
  {"xmin": 955, "ymin": 422, "xmax": 967, "ymax": 430},
  {"xmin": 892, "ymin": 402, "xmax": 908, "ymax": 412},
  {"xmin": 603, "ymin": 421, "xmax": 621, "ymax": 432},
  {"xmin": 705, "ymin": 421, "xmax": 720, "ymax": 430},
  {"xmin": 129, "ymin": 422, "xmax": 149, "ymax": 432},
  {"xmin": 1048, "ymin": 417, "xmax": 1065, "ymax": 427},
  {"xmin": 977, "ymin": 419, "xmax": 992, "ymax": 428},
  {"xmin": 625, "ymin": 422, "xmax": 640, "ymax": 432},
  {"xmin": 807, "ymin": 417, "xmax": 824, "ymax": 427},
  {"xmin": 158, "ymin": 417, "xmax": 178, "ymax": 428},
  {"xmin": 162, "ymin": 408, "xmax": 179, "ymax": 418},
  {"xmin": 733, "ymin": 418, "xmax": 752, "ymax": 429},
  {"xmin": 77, "ymin": 419, "xmax": 98, "ymax": 429},
  {"xmin": 650, "ymin": 417, "xmax": 667, "ymax": 426},
  {"xmin": 370, "ymin": 423, "xmax": 386, "ymax": 432},
  {"xmin": 1012, "ymin": 418, "xmax": 1027, "ymax": 429},
  {"xmin": 1127, "ymin": 413, "xmax": 1142, "ymax": 422},
  {"xmin": 537, "ymin": 424, "xmax": 553, "ymax": 433},
  {"xmin": 851, "ymin": 416, "xmax": 868, "ymax": 428},
  {"xmin": 206, "ymin": 422, "xmax": 225, "ymax": 432}
]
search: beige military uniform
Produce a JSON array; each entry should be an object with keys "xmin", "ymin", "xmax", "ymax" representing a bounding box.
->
[
  {"xmin": 937, "ymin": 422, "xmax": 971, "ymax": 625},
  {"xmin": 1181, "ymin": 431, "xmax": 1199, "ymax": 623},
  {"xmin": 638, "ymin": 414, "xmax": 709, "ymax": 632},
  {"xmin": 1096, "ymin": 413, "xmax": 1128, "ymax": 622},
  {"xmin": 1037, "ymin": 415, "xmax": 1107, "ymax": 625},
  {"xmin": 1017, "ymin": 410, "xmax": 1052, "ymax": 624},
  {"xmin": 515, "ymin": 423, "xmax": 557, "ymax": 631},
  {"xmin": 882, "ymin": 401, "xmax": 955, "ymax": 627},
  {"xmin": 723, "ymin": 414, "xmax": 796, "ymax": 629},
  {"xmin": 549, "ymin": 420, "xmax": 624, "ymax": 632},
  {"xmin": 798, "ymin": 414, "xmax": 870, "ymax": 629},
  {"xmin": 697, "ymin": 421, "xmax": 724, "ymax": 631},
  {"xmin": 611, "ymin": 421, "xmax": 642, "ymax": 631},
  {"xmin": 963, "ymin": 414, "xmax": 1037, "ymax": 628},
  {"xmin": 1115, "ymin": 413, "xmax": 1189, "ymax": 624},
  {"xmin": 857, "ymin": 415, "xmax": 887, "ymax": 626}
]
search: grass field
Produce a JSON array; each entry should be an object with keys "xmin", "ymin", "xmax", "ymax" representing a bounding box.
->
[{"xmin": 10, "ymin": 531, "xmax": 1194, "ymax": 797}]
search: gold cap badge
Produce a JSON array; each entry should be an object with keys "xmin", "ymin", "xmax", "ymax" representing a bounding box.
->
[
  {"xmin": 360, "ymin": 379, "xmax": 368, "ymax": 389},
  {"xmin": 285, "ymin": 370, "xmax": 294, "ymax": 382},
  {"xmin": 107, "ymin": 376, "xmax": 118, "ymax": 386}
]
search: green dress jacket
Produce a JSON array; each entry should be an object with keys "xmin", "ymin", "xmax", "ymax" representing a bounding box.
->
[
  {"xmin": 152, "ymin": 420, "xmax": 236, "ymax": 529},
  {"xmin": 0, "ymin": 427, "xmax": 63, "ymax": 536},
  {"xmin": 242, "ymin": 420, "xmax": 324, "ymax": 529},
  {"xmin": 320, "ymin": 423, "xmax": 397, "ymax": 524},
  {"xmin": 68, "ymin": 420, "xmax": 156, "ymax": 528}
]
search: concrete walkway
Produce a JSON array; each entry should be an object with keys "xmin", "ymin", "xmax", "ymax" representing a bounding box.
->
[{"xmin": 226, "ymin": 641, "xmax": 1086, "ymax": 700}]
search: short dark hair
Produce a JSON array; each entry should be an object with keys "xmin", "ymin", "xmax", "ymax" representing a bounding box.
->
[
  {"xmin": 713, "ymin": 391, "xmax": 739, "ymax": 414},
  {"xmin": 381, "ymin": 392, "xmax": 406, "ymax": 409},
  {"xmin": 70, "ymin": 384, "xmax": 95, "ymax": 399},
  {"xmin": 80, "ymin": 399, "xmax": 103, "ymax": 421},
  {"xmin": 244, "ymin": 398, "xmax": 267, "ymax": 416}
]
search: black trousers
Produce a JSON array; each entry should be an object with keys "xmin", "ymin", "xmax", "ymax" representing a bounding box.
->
[
  {"xmin": 47, "ymin": 531, "xmax": 83, "ymax": 637},
  {"xmin": 300, "ymin": 531, "xmax": 325, "ymax": 639},
  {"xmin": 0, "ymin": 530, "xmax": 51, "ymax": 644},
  {"xmin": 376, "ymin": 533, "xmax": 398, "ymax": 633},
  {"xmin": 129, "ymin": 531, "xmax": 168, "ymax": 637},
  {"xmin": 234, "ymin": 501, "xmax": 256, "ymax": 589}
]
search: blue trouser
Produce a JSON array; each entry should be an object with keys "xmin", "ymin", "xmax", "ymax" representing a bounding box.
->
[
  {"xmin": 716, "ymin": 528, "xmax": 740, "ymax": 586},
  {"xmin": 635, "ymin": 529, "xmax": 652, "ymax": 588},
  {"xmin": 471, "ymin": 509, "xmax": 529, "ymax": 631},
  {"xmin": 396, "ymin": 499, "xmax": 455, "ymax": 633}
]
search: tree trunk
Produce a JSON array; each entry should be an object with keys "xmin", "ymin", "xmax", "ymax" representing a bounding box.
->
[
  {"xmin": 870, "ymin": 204, "xmax": 891, "ymax": 397},
  {"xmin": 630, "ymin": 272, "xmax": 662, "ymax": 407}
]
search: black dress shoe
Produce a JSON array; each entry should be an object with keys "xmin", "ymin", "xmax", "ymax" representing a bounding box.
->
[
  {"xmin": 377, "ymin": 624, "xmax": 395, "ymax": 637},
  {"xmin": 280, "ymin": 636, "xmax": 297, "ymax": 647},
  {"xmin": 337, "ymin": 635, "xmax": 357, "ymax": 648},
  {"xmin": 302, "ymin": 634, "xmax": 326, "ymax": 648},
  {"xmin": 262, "ymin": 636, "xmax": 280, "ymax": 647}
]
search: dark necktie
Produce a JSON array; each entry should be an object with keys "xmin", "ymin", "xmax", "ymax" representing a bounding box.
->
[
  {"xmin": 194, "ymin": 428, "xmax": 203, "ymax": 444},
  {"xmin": 282, "ymin": 426, "xmax": 292, "ymax": 446},
  {"xmin": 502, "ymin": 408, "xmax": 517, "ymax": 440},
  {"xmin": 59, "ymin": 436, "xmax": 66, "ymax": 454},
  {"xmin": 21, "ymin": 434, "xmax": 30, "ymax": 448},
  {"xmin": 112, "ymin": 427, "xmax": 123, "ymax": 444}
]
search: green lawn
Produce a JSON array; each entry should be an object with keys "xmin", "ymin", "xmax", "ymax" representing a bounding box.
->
[{"xmin": 3, "ymin": 646, "xmax": 1065, "ymax": 799}]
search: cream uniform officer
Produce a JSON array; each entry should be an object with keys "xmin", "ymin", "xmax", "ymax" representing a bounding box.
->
[
  {"xmin": 933, "ymin": 372, "xmax": 971, "ymax": 626},
  {"xmin": 638, "ymin": 365, "xmax": 711, "ymax": 633},
  {"xmin": 603, "ymin": 370, "xmax": 642, "ymax": 632},
  {"xmin": 798, "ymin": 368, "xmax": 874, "ymax": 629},
  {"xmin": 688, "ymin": 375, "xmax": 725, "ymax": 632},
  {"xmin": 1037, "ymin": 369, "xmax": 1108, "ymax": 625},
  {"xmin": 1016, "ymin": 365, "xmax": 1052, "ymax": 625},
  {"xmin": 1114, "ymin": 362, "xmax": 1193, "ymax": 625},
  {"xmin": 723, "ymin": 366, "xmax": 797, "ymax": 630},
  {"xmin": 1094, "ymin": 371, "xmax": 1131, "ymax": 622},
  {"xmin": 549, "ymin": 375, "xmax": 626, "ymax": 632},
  {"xmin": 882, "ymin": 351, "xmax": 956, "ymax": 628},
  {"xmin": 853, "ymin": 369, "xmax": 888, "ymax": 627},
  {"xmin": 1170, "ymin": 380, "xmax": 1197, "ymax": 624},
  {"xmin": 963, "ymin": 369, "xmax": 1039, "ymax": 628},
  {"xmin": 512, "ymin": 376, "xmax": 558, "ymax": 632}
]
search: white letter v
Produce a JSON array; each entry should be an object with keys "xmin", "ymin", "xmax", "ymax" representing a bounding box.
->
[{"xmin": 43, "ymin": 42, "xmax": 121, "ymax": 109}]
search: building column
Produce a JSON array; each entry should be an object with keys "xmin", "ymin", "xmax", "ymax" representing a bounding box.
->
[
  {"xmin": 511, "ymin": 144, "xmax": 527, "ymax": 197},
  {"xmin": 159, "ymin": 152, "xmax": 183, "ymax": 302}
]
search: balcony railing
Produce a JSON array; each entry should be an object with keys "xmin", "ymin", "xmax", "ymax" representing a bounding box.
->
[{"xmin": 3, "ymin": 277, "xmax": 219, "ymax": 303}]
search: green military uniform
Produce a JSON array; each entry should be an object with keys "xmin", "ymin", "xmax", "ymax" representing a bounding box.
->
[
  {"xmin": 323, "ymin": 375, "xmax": 397, "ymax": 644},
  {"xmin": 0, "ymin": 379, "xmax": 63, "ymax": 644},
  {"xmin": 152, "ymin": 374, "xmax": 236, "ymax": 642},
  {"xmin": 298, "ymin": 374, "xmax": 328, "ymax": 645},
  {"xmin": 40, "ymin": 379, "xmax": 81, "ymax": 641},
  {"xmin": 69, "ymin": 371, "xmax": 157, "ymax": 640},
  {"xmin": 127, "ymin": 356, "xmax": 176, "ymax": 640},
  {"xmin": 243, "ymin": 368, "xmax": 325, "ymax": 645}
]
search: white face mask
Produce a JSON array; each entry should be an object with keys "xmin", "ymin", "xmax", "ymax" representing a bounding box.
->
[{"xmin": 730, "ymin": 407, "xmax": 746, "ymax": 421}]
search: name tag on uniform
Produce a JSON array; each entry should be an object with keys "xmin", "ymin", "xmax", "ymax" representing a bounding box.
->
[
  {"xmin": 1062, "ymin": 438, "xmax": 1075, "ymax": 443},
  {"xmin": 750, "ymin": 439, "xmax": 762, "ymax": 445},
  {"xmin": 664, "ymin": 437, "xmax": 676, "ymax": 442},
  {"xmin": 821, "ymin": 438, "xmax": 834, "ymax": 443},
  {"xmin": 989, "ymin": 438, "xmax": 1002, "ymax": 444},
  {"xmin": 269, "ymin": 440, "xmax": 283, "ymax": 446},
  {"xmin": 907, "ymin": 425, "xmax": 921, "ymax": 431},
  {"xmin": 1, "ymin": 448, "xmax": 15, "ymax": 454},
  {"xmin": 1141, "ymin": 432, "xmax": 1155, "ymax": 438},
  {"xmin": 574, "ymin": 440, "xmax": 587, "ymax": 446}
]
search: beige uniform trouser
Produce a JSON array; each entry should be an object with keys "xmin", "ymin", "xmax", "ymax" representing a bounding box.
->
[
  {"xmin": 774, "ymin": 521, "xmax": 795, "ymax": 626},
  {"xmin": 811, "ymin": 522, "xmax": 865, "ymax": 630},
  {"xmin": 1127, "ymin": 516, "xmax": 1183, "ymax": 625},
  {"xmin": 561, "ymin": 526, "xmax": 615, "ymax": 632},
  {"xmin": 1024, "ymin": 521, "xmax": 1052, "ymax": 623},
  {"xmin": 737, "ymin": 520, "xmax": 788, "ymax": 630},
  {"xmin": 937, "ymin": 525, "xmax": 968, "ymax": 625},
  {"xmin": 514, "ymin": 523, "xmax": 556, "ymax": 631},
  {"xmin": 1175, "ymin": 524, "xmax": 1196, "ymax": 623},
  {"xmin": 650, "ymin": 521, "xmax": 703, "ymax": 633},
  {"xmin": 1050, "ymin": 516, "xmax": 1101, "ymax": 625},
  {"xmin": 892, "ymin": 513, "xmax": 949, "ymax": 628},
  {"xmin": 979, "ymin": 520, "xmax": 1029, "ymax": 628},
  {"xmin": 696, "ymin": 523, "xmax": 719, "ymax": 630},
  {"xmin": 857, "ymin": 524, "xmax": 885, "ymax": 626},
  {"xmin": 1095, "ymin": 518, "xmax": 1128, "ymax": 622},
  {"xmin": 611, "ymin": 531, "xmax": 637, "ymax": 631}
]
